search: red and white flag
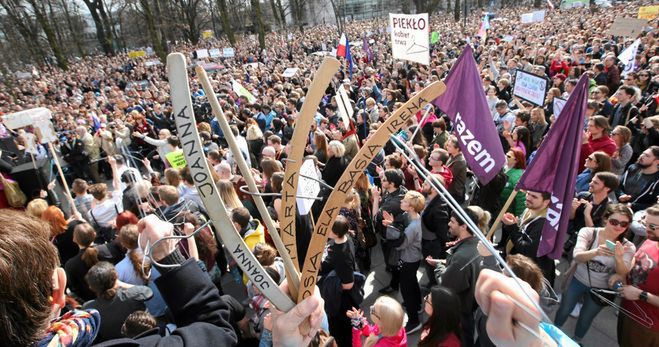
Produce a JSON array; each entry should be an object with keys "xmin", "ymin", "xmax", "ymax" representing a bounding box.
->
[{"xmin": 336, "ymin": 33, "xmax": 348, "ymax": 57}]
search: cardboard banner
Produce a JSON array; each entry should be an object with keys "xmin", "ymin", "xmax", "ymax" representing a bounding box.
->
[
  {"xmin": 639, "ymin": 5, "xmax": 659, "ymax": 20},
  {"xmin": 168, "ymin": 53, "xmax": 294, "ymax": 312},
  {"xmin": 513, "ymin": 70, "xmax": 548, "ymax": 106},
  {"xmin": 389, "ymin": 13, "xmax": 430, "ymax": 65},
  {"xmin": 297, "ymin": 80, "xmax": 446, "ymax": 303},
  {"xmin": 608, "ymin": 18, "xmax": 649, "ymax": 37},
  {"xmin": 296, "ymin": 159, "xmax": 320, "ymax": 216},
  {"xmin": 165, "ymin": 150, "xmax": 187, "ymax": 168},
  {"xmin": 128, "ymin": 50, "xmax": 146, "ymax": 58}
]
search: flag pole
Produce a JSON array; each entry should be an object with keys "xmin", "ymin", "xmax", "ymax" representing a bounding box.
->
[{"xmin": 485, "ymin": 189, "xmax": 519, "ymax": 241}]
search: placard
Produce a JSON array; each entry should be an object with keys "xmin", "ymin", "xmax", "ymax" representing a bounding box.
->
[
  {"xmin": 202, "ymin": 30, "xmax": 214, "ymax": 39},
  {"xmin": 520, "ymin": 13, "xmax": 534, "ymax": 24},
  {"xmin": 209, "ymin": 48, "xmax": 221, "ymax": 58},
  {"xmin": 296, "ymin": 159, "xmax": 320, "ymax": 215},
  {"xmin": 128, "ymin": 50, "xmax": 146, "ymax": 58},
  {"xmin": 513, "ymin": 70, "xmax": 547, "ymax": 106},
  {"xmin": 282, "ymin": 68, "xmax": 299, "ymax": 78},
  {"xmin": 223, "ymin": 47, "xmax": 235, "ymax": 58},
  {"xmin": 639, "ymin": 5, "xmax": 659, "ymax": 20},
  {"xmin": 165, "ymin": 150, "xmax": 187, "ymax": 169},
  {"xmin": 608, "ymin": 18, "xmax": 649, "ymax": 37},
  {"xmin": 196, "ymin": 49, "xmax": 209, "ymax": 59},
  {"xmin": 389, "ymin": 13, "xmax": 430, "ymax": 65},
  {"xmin": 532, "ymin": 10, "xmax": 545, "ymax": 22}
]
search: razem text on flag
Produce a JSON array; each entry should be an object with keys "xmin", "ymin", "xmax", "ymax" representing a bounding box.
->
[
  {"xmin": 433, "ymin": 45, "xmax": 505, "ymax": 185},
  {"xmin": 516, "ymin": 74, "xmax": 590, "ymax": 259}
]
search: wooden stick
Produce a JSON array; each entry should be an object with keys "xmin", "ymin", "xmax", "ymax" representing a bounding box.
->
[
  {"xmin": 48, "ymin": 142, "xmax": 77, "ymax": 215},
  {"xmin": 278, "ymin": 57, "xmax": 340, "ymax": 299},
  {"xmin": 195, "ymin": 66, "xmax": 300, "ymax": 295},
  {"xmin": 486, "ymin": 189, "xmax": 518, "ymax": 241},
  {"xmin": 409, "ymin": 106, "xmax": 431, "ymax": 143},
  {"xmin": 297, "ymin": 81, "xmax": 447, "ymax": 303},
  {"xmin": 169, "ymin": 53, "xmax": 294, "ymax": 312}
]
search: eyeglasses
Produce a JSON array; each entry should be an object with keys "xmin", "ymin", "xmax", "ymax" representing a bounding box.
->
[
  {"xmin": 370, "ymin": 305, "xmax": 380, "ymax": 319},
  {"xmin": 608, "ymin": 218, "xmax": 630, "ymax": 228},
  {"xmin": 646, "ymin": 222, "xmax": 659, "ymax": 231},
  {"xmin": 591, "ymin": 91, "xmax": 601, "ymax": 94}
]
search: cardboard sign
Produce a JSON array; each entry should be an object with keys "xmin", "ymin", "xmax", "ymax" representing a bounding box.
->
[
  {"xmin": 639, "ymin": 5, "xmax": 659, "ymax": 20},
  {"xmin": 3, "ymin": 108, "xmax": 56, "ymax": 143},
  {"xmin": 335, "ymin": 86, "xmax": 353, "ymax": 125},
  {"xmin": 196, "ymin": 49, "xmax": 209, "ymax": 59},
  {"xmin": 128, "ymin": 50, "xmax": 146, "ymax": 58},
  {"xmin": 513, "ymin": 70, "xmax": 547, "ymax": 106},
  {"xmin": 166, "ymin": 150, "xmax": 187, "ymax": 169},
  {"xmin": 232, "ymin": 80, "xmax": 256, "ymax": 103},
  {"xmin": 608, "ymin": 18, "xmax": 649, "ymax": 37},
  {"xmin": 296, "ymin": 159, "xmax": 321, "ymax": 215},
  {"xmin": 223, "ymin": 47, "xmax": 235, "ymax": 58},
  {"xmin": 532, "ymin": 10, "xmax": 545, "ymax": 22},
  {"xmin": 209, "ymin": 48, "xmax": 221, "ymax": 58},
  {"xmin": 282, "ymin": 67, "xmax": 299, "ymax": 78},
  {"xmin": 502, "ymin": 35, "xmax": 514, "ymax": 42},
  {"xmin": 520, "ymin": 13, "xmax": 534, "ymax": 24},
  {"xmin": 144, "ymin": 60, "xmax": 161, "ymax": 67},
  {"xmin": 389, "ymin": 13, "xmax": 430, "ymax": 65}
]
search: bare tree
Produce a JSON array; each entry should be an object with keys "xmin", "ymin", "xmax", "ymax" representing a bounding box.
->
[
  {"xmin": 25, "ymin": 0, "xmax": 68, "ymax": 69},
  {"xmin": 216, "ymin": 0, "xmax": 236, "ymax": 44},
  {"xmin": 0, "ymin": 0, "xmax": 47, "ymax": 64},
  {"xmin": 59, "ymin": 0, "xmax": 86, "ymax": 57},
  {"xmin": 82, "ymin": 0, "xmax": 115, "ymax": 55},
  {"xmin": 250, "ymin": 0, "xmax": 266, "ymax": 49},
  {"xmin": 173, "ymin": 0, "xmax": 205, "ymax": 45}
]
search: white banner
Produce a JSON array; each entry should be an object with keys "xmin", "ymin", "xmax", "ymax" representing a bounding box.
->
[
  {"xmin": 196, "ymin": 49, "xmax": 209, "ymax": 59},
  {"xmin": 389, "ymin": 13, "xmax": 430, "ymax": 65},
  {"xmin": 296, "ymin": 159, "xmax": 321, "ymax": 215},
  {"xmin": 209, "ymin": 48, "xmax": 221, "ymax": 58},
  {"xmin": 282, "ymin": 68, "xmax": 299, "ymax": 78},
  {"xmin": 513, "ymin": 70, "xmax": 548, "ymax": 106},
  {"xmin": 532, "ymin": 10, "xmax": 546, "ymax": 22},
  {"xmin": 223, "ymin": 47, "xmax": 235, "ymax": 58},
  {"xmin": 520, "ymin": 13, "xmax": 534, "ymax": 23}
]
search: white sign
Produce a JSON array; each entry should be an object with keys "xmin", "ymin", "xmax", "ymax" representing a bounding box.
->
[
  {"xmin": 335, "ymin": 86, "xmax": 353, "ymax": 125},
  {"xmin": 502, "ymin": 35, "xmax": 514, "ymax": 42},
  {"xmin": 532, "ymin": 10, "xmax": 546, "ymax": 22},
  {"xmin": 144, "ymin": 60, "xmax": 161, "ymax": 67},
  {"xmin": 282, "ymin": 68, "xmax": 299, "ymax": 78},
  {"xmin": 553, "ymin": 97, "xmax": 567, "ymax": 118},
  {"xmin": 296, "ymin": 159, "xmax": 321, "ymax": 215},
  {"xmin": 520, "ymin": 13, "xmax": 534, "ymax": 24},
  {"xmin": 3, "ymin": 108, "xmax": 56, "ymax": 143},
  {"xmin": 209, "ymin": 48, "xmax": 221, "ymax": 58},
  {"xmin": 389, "ymin": 13, "xmax": 430, "ymax": 65},
  {"xmin": 223, "ymin": 47, "xmax": 235, "ymax": 58},
  {"xmin": 513, "ymin": 70, "xmax": 547, "ymax": 106},
  {"xmin": 196, "ymin": 49, "xmax": 209, "ymax": 59}
]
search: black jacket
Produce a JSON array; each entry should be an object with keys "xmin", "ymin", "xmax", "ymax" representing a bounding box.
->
[
  {"xmin": 438, "ymin": 237, "xmax": 480, "ymax": 313},
  {"xmin": 421, "ymin": 194, "xmax": 450, "ymax": 245},
  {"xmin": 504, "ymin": 216, "xmax": 555, "ymax": 285},
  {"xmin": 97, "ymin": 259, "xmax": 237, "ymax": 346}
]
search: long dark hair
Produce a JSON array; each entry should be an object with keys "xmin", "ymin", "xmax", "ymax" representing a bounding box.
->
[{"xmin": 419, "ymin": 286, "xmax": 463, "ymax": 347}]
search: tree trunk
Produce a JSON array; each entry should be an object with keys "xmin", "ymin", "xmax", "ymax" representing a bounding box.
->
[
  {"xmin": 276, "ymin": 0, "xmax": 286, "ymax": 29},
  {"xmin": 139, "ymin": 0, "xmax": 166, "ymax": 62},
  {"xmin": 454, "ymin": 0, "xmax": 460, "ymax": 21},
  {"xmin": 216, "ymin": 0, "xmax": 236, "ymax": 45},
  {"xmin": 28, "ymin": 0, "xmax": 68, "ymax": 69},
  {"xmin": 60, "ymin": 0, "xmax": 85, "ymax": 57},
  {"xmin": 269, "ymin": 0, "xmax": 280, "ymax": 29},
  {"xmin": 82, "ymin": 0, "xmax": 114, "ymax": 55},
  {"xmin": 250, "ymin": 0, "xmax": 266, "ymax": 49},
  {"xmin": 153, "ymin": 0, "xmax": 169, "ymax": 56}
]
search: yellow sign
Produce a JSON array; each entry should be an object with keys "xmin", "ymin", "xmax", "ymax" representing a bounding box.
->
[
  {"xmin": 166, "ymin": 150, "xmax": 187, "ymax": 169},
  {"xmin": 639, "ymin": 5, "xmax": 659, "ymax": 20},
  {"xmin": 128, "ymin": 50, "xmax": 146, "ymax": 59},
  {"xmin": 202, "ymin": 30, "xmax": 214, "ymax": 39}
]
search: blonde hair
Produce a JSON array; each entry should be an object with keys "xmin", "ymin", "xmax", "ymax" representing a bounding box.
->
[
  {"xmin": 344, "ymin": 189, "xmax": 361, "ymax": 213},
  {"xmin": 26, "ymin": 199, "xmax": 49, "ymax": 219},
  {"xmin": 404, "ymin": 190, "xmax": 426, "ymax": 213},
  {"xmin": 328, "ymin": 140, "xmax": 346, "ymax": 158},
  {"xmin": 372, "ymin": 296, "xmax": 404, "ymax": 337},
  {"xmin": 467, "ymin": 205, "xmax": 491, "ymax": 233},
  {"xmin": 218, "ymin": 180, "xmax": 243, "ymax": 211}
]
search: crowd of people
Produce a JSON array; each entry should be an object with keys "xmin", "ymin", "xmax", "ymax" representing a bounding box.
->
[{"xmin": 1, "ymin": 2, "xmax": 659, "ymax": 347}]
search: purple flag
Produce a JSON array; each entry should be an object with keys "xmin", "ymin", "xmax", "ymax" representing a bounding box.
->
[
  {"xmin": 433, "ymin": 45, "xmax": 505, "ymax": 184},
  {"xmin": 362, "ymin": 36, "xmax": 373, "ymax": 62},
  {"xmin": 516, "ymin": 74, "xmax": 589, "ymax": 259}
]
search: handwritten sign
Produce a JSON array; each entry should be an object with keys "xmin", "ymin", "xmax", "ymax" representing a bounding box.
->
[
  {"xmin": 608, "ymin": 18, "xmax": 649, "ymax": 37},
  {"xmin": 520, "ymin": 13, "xmax": 534, "ymax": 24},
  {"xmin": 513, "ymin": 70, "xmax": 547, "ymax": 106},
  {"xmin": 296, "ymin": 159, "xmax": 320, "ymax": 215},
  {"xmin": 166, "ymin": 150, "xmax": 187, "ymax": 169},
  {"xmin": 638, "ymin": 5, "xmax": 659, "ymax": 20},
  {"xmin": 282, "ymin": 68, "xmax": 299, "ymax": 78},
  {"xmin": 196, "ymin": 49, "xmax": 209, "ymax": 59},
  {"xmin": 223, "ymin": 47, "xmax": 235, "ymax": 58},
  {"xmin": 389, "ymin": 13, "xmax": 430, "ymax": 65},
  {"xmin": 209, "ymin": 48, "xmax": 221, "ymax": 58}
]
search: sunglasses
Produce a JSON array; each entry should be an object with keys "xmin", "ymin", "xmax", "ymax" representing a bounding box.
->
[
  {"xmin": 608, "ymin": 218, "xmax": 630, "ymax": 228},
  {"xmin": 647, "ymin": 223, "xmax": 659, "ymax": 232}
]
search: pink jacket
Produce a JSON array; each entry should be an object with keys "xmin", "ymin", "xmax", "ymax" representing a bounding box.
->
[{"xmin": 352, "ymin": 324, "xmax": 407, "ymax": 347}]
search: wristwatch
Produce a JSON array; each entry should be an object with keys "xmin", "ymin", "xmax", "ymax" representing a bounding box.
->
[{"xmin": 640, "ymin": 291, "xmax": 649, "ymax": 302}]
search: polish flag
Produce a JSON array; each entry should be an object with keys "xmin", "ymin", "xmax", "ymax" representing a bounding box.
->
[{"xmin": 336, "ymin": 33, "xmax": 348, "ymax": 57}]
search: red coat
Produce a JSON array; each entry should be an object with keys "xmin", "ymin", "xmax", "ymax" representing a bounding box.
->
[
  {"xmin": 580, "ymin": 134, "xmax": 617, "ymax": 169},
  {"xmin": 549, "ymin": 60, "xmax": 570, "ymax": 77}
]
